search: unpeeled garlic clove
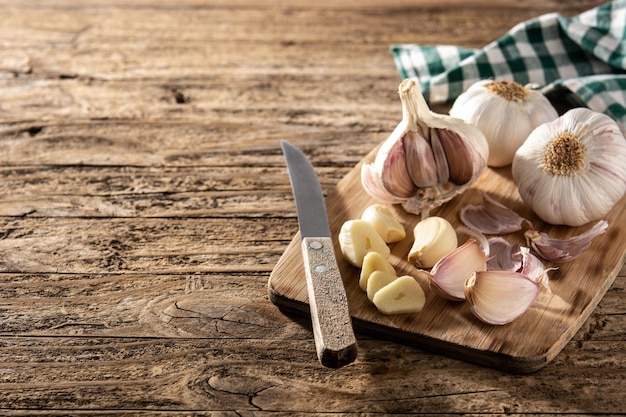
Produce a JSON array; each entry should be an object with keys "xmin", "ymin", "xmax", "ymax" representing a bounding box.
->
[
  {"xmin": 361, "ymin": 204, "xmax": 406, "ymax": 243},
  {"xmin": 338, "ymin": 219, "xmax": 390, "ymax": 268},
  {"xmin": 428, "ymin": 239, "xmax": 486, "ymax": 301},
  {"xmin": 404, "ymin": 130, "xmax": 439, "ymax": 187},
  {"xmin": 408, "ymin": 216, "xmax": 457, "ymax": 268},
  {"xmin": 464, "ymin": 270, "xmax": 542, "ymax": 325},
  {"xmin": 361, "ymin": 79, "xmax": 489, "ymax": 217}
]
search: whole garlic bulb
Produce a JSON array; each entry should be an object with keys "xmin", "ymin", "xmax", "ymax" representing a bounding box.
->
[
  {"xmin": 361, "ymin": 79, "xmax": 489, "ymax": 217},
  {"xmin": 450, "ymin": 80, "xmax": 558, "ymax": 167},
  {"xmin": 512, "ymin": 108, "xmax": 626, "ymax": 227}
]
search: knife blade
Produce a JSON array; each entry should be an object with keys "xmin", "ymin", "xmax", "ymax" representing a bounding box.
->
[{"xmin": 280, "ymin": 140, "xmax": 358, "ymax": 368}]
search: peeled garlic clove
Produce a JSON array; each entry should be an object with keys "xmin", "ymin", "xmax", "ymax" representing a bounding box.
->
[
  {"xmin": 360, "ymin": 251, "xmax": 396, "ymax": 291},
  {"xmin": 459, "ymin": 192, "xmax": 527, "ymax": 234},
  {"xmin": 450, "ymin": 79, "xmax": 558, "ymax": 167},
  {"xmin": 339, "ymin": 219, "xmax": 390, "ymax": 268},
  {"xmin": 361, "ymin": 79, "xmax": 489, "ymax": 216},
  {"xmin": 408, "ymin": 216, "xmax": 458, "ymax": 268},
  {"xmin": 372, "ymin": 275, "xmax": 426, "ymax": 315},
  {"xmin": 361, "ymin": 204, "xmax": 406, "ymax": 243},
  {"xmin": 524, "ymin": 220, "xmax": 608, "ymax": 263},
  {"xmin": 464, "ymin": 270, "xmax": 541, "ymax": 325},
  {"xmin": 366, "ymin": 270, "xmax": 398, "ymax": 301},
  {"xmin": 512, "ymin": 108, "xmax": 626, "ymax": 227},
  {"xmin": 429, "ymin": 239, "xmax": 486, "ymax": 301}
]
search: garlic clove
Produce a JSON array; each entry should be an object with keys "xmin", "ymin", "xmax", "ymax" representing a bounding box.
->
[
  {"xmin": 429, "ymin": 128, "xmax": 450, "ymax": 183},
  {"xmin": 450, "ymin": 79, "xmax": 558, "ymax": 167},
  {"xmin": 338, "ymin": 219, "xmax": 390, "ymax": 268},
  {"xmin": 381, "ymin": 137, "xmax": 417, "ymax": 198},
  {"xmin": 524, "ymin": 220, "xmax": 608, "ymax": 263},
  {"xmin": 361, "ymin": 204, "xmax": 406, "ymax": 243},
  {"xmin": 437, "ymin": 128, "xmax": 484, "ymax": 185},
  {"xmin": 408, "ymin": 216, "xmax": 458, "ymax": 268},
  {"xmin": 372, "ymin": 275, "xmax": 426, "ymax": 315},
  {"xmin": 361, "ymin": 79, "xmax": 489, "ymax": 216},
  {"xmin": 464, "ymin": 270, "xmax": 541, "ymax": 325},
  {"xmin": 403, "ymin": 130, "xmax": 439, "ymax": 188},
  {"xmin": 512, "ymin": 108, "xmax": 626, "ymax": 227},
  {"xmin": 366, "ymin": 270, "xmax": 398, "ymax": 301},
  {"xmin": 429, "ymin": 239, "xmax": 486, "ymax": 301},
  {"xmin": 459, "ymin": 192, "xmax": 527, "ymax": 234},
  {"xmin": 360, "ymin": 251, "xmax": 396, "ymax": 292}
]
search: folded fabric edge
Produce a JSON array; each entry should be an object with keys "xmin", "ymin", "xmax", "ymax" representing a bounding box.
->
[{"xmin": 545, "ymin": 75, "xmax": 626, "ymax": 135}]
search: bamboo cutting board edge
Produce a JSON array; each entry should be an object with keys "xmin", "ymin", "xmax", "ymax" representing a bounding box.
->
[{"xmin": 268, "ymin": 147, "xmax": 626, "ymax": 373}]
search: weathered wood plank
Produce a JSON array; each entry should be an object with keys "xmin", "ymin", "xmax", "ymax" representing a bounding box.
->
[
  {"xmin": 0, "ymin": 165, "xmax": 352, "ymax": 218},
  {"xmin": 0, "ymin": 217, "xmax": 295, "ymax": 273},
  {"xmin": 0, "ymin": 120, "xmax": 385, "ymax": 168},
  {"xmin": 0, "ymin": 336, "xmax": 623, "ymax": 413},
  {"xmin": 0, "ymin": 272, "xmax": 623, "ymax": 341}
]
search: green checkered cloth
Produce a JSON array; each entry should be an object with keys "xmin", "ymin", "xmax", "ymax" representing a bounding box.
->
[{"xmin": 391, "ymin": 0, "xmax": 626, "ymax": 133}]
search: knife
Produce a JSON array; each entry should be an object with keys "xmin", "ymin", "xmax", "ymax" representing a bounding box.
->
[{"xmin": 280, "ymin": 140, "xmax": 358, "ymax": 368}]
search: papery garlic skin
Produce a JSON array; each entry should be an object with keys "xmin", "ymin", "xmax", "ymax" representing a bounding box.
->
[
  {"xmin": 450, "ymin": 80, "xmax": 558, "ymax": 167},
  {"xmin": 459, "ymin": 192, "xmax": 527, "ymax": 234},
  {"xmin": 361, "ymin": 79, "xmax": 489, "ymax": 217},
  {"xmin": 512, "ymin": 108, "xmax": 626, "ymax": 226},
  {"xmin": 525, "ymin": 220, "xmax": 608, "ymax": 263}
]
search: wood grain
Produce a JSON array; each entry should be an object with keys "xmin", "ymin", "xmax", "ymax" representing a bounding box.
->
[{"xmin": 0, "ymin": 0, "xmax": 623, "ymax": 414}]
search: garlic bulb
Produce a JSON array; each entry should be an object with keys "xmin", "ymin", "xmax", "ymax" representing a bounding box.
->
[
  {"xmin": 361, "ymin": 79, "xmax": 489, "ymax": 217},
  {"xmin": 450, "ymin": 80, "xmax": 558, "ymax": 167},
  {"xmin": 512, "ymin": 108, "xmax": 626, "ymax": 226}
]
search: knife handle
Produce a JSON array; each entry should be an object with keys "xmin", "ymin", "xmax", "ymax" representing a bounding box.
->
[{"xmin": 301, "ymin": 236, "xmax": 358, "ymax": 368}]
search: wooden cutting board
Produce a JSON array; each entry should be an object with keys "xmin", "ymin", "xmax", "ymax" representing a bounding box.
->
[{"xmin": 268, "ymin": 145, "xmax": 626, "ymax": 373}]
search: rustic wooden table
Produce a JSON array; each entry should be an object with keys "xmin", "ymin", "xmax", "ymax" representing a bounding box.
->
[{"xmin": 1, "ymin": 0, "xmax": 624, "ymax": 414}]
